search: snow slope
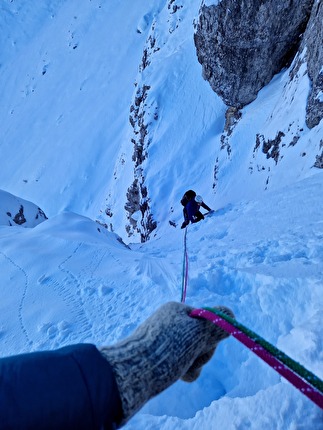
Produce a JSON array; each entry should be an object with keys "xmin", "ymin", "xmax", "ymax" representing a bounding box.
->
[
  {"xmin": 0, "ymin": 0, "xmax": 157, "ymax": 221},
  {"xmin": 1, "ymin": 1, "xmax": 321, "ymax": 242},
  {"xmin": 0, "ymin": 172, "xmax": 322, "ymax": 428},
  {"xmin": 0, "ymin": 0, "xmax": 322, "ymax": 428}
]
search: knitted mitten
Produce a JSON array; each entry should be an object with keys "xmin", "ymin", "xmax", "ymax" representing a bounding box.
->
[{"xmin": 100, "ymin": 301, "xmax": 234, "ymax": 425}]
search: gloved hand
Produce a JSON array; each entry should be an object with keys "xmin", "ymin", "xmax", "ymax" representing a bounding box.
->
[
  {"xmin": 181, "ymin": 221, "xmax": 189, "ymax": 229},
  {"xmin": 101, "ymin": 301, "xmax": 234, "ymax": 426}
]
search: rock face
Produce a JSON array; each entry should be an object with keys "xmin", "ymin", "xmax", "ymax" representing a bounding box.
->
[
  {"xmin": 304, "ymin": 0, "xmax": 323, "ymax": 128},
  {"xmin": 194, "ymin": 0, "xmax": 314, "ymax": 108},
  {"xmin": 0, "ymin": 190, "xmax": 47, "ymax": 227},
  {"xmin": 125, "ymin": 83, "xmax": 158, "ymax": 242}
]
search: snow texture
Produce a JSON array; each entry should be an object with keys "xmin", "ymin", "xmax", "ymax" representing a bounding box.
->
[{"xmin": 0, "ymin": 1, "xmax": 322, "ymax": 429}]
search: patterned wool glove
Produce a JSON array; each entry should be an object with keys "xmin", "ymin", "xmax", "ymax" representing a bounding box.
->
[{"xmin": 100, "ymin": 301, "xmax": 234, "ymax": 426}]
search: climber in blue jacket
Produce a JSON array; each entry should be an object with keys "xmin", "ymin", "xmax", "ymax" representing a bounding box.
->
[
  {"xmin": 181, "ymin": 192, "xmax": 212, "ymax": 229},
  {"xmin": 0, "ymin": 302, "xmax": 233, "ymax": 430}
]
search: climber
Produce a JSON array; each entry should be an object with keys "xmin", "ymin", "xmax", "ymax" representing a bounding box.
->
[
  {"xmin": 181, "ymin": 190, "xmax": 212, "ymax": 228},
  {"xmin": 0, "ymin": 302, "xmax": 233, "ymax": 430}
]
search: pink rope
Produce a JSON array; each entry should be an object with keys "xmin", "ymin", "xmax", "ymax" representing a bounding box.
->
[
  {"xmin": 190, "ymin": 309, "xmax": 323, "ymax": 409},
  {"xmin": 182, "ymin": 247, "xmax": 189, "ymax": 302},
  {"xmin": 181, "ymin": 228, "xmax": 189, "ymax": 303}
]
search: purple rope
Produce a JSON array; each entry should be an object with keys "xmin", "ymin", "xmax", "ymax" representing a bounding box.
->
[
  {"xmin": 181, "ymin": 227, "xmax": 189, "ymax": 303},
  {"xmin": 190, "ymin": 308, "xmax": 323, "ymax": 409}
]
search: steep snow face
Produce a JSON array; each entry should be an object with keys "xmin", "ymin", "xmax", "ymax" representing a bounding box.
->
[
  {"xmin": 0, "ymin": 1, "xmax": 322, "ymax": 243},
  {"xmin": 213, "ymin": 55, "xmax": 323, "ymax": 207},
  {"xmin": 104, "ymin": 0, "xmax": 322, "ymax": 242},
  {"xmin": 0, "ymin": 0, "xmax": 66, "ymax": 63},
  {"xmin": 0, "ymin": 0, "xmax": 157, "ymax": 234}
]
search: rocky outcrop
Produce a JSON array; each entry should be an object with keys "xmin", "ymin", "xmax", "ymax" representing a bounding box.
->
[
  {"xmin": 256, "ymin": 131, "xmax": 285, "ymax": 164},
  {"xmin": 314, "ymin": 139, "xmax": 323, "ymax": 168},
  {"xmin": 0, "ymin": 189, "xmax": 47, "ymax": 227},
  {"xmin": 125, "ymin": 83, "xmax": 158, "ymax": 242},
  {"xmin": 124, "ymin": 0, "xmax": 184, "ymax": 242},
  {"xmin": 194, "ymin": 0, "xmax": 314, "ymax": 108},
  {"xmin": 304, "ymin": 0, "xmax": 323, "ymax": 128}
]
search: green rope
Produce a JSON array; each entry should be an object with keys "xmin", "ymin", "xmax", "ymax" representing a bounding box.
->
[{"xmin": 204, "ymin": 307, "xmax": 323, "ymax": 394}]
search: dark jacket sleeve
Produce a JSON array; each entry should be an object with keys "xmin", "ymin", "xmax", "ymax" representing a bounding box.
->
[
  {"xmin": 201, "ymin": 202, "xmax": 211, "ymax": 212},
  {"xmin": 0, "ymin": 344, "xmax": 123, "ymax": 430}
]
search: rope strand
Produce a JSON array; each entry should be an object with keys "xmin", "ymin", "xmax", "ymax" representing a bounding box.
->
[
  {"xmin": 181, "ymin": 227, "xmax": 189, "ymax": 303},
  {"xmin": 179, "ymin": 216, "xmax": 322, "ymax": 408},
  {"xmin": 203, "ymin": 307, "xmax": 323, "ymax": 394},
  {"xmin": 190, "ymin": 308, "xmax": 323, "ymax": 409}
]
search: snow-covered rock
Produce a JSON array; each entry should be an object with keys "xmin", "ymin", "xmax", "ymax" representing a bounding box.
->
[{"xmin": 0, "ymin": 190, "xmax": 47, "ymax": 227}]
